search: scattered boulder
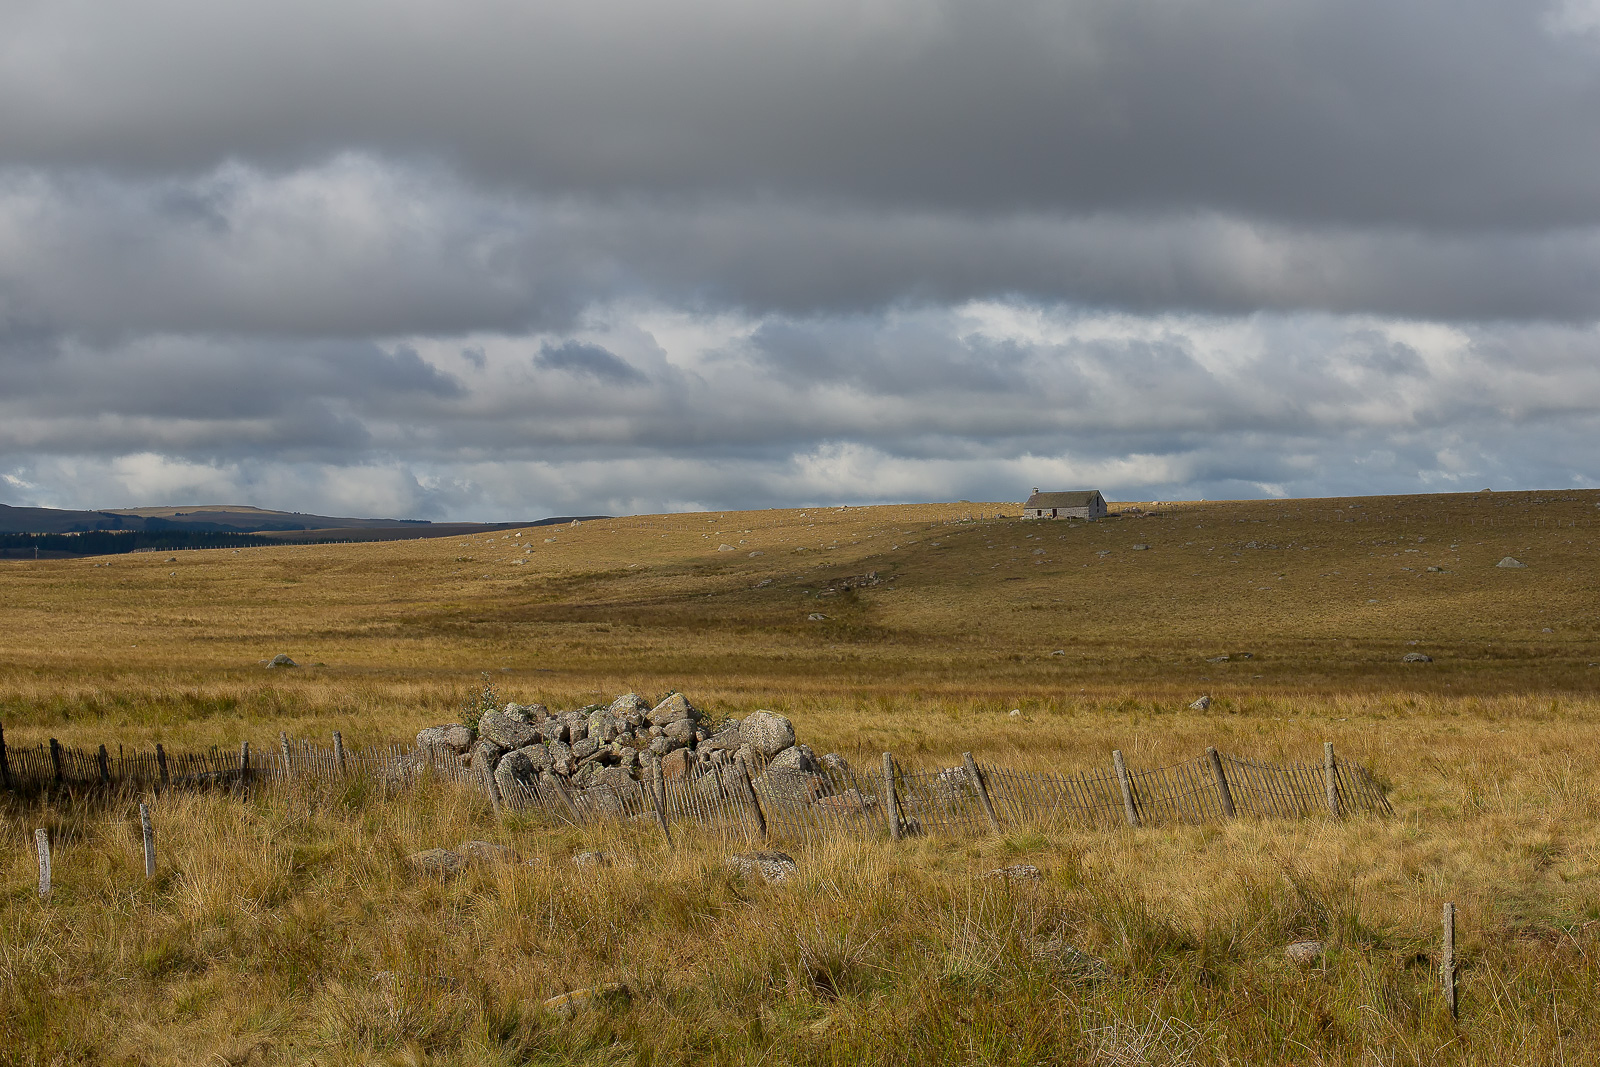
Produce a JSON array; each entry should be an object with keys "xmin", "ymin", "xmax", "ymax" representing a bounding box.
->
[
  {"xmin": 807, "ymin": 612, "xmax": 829, "ymax": 621},
  {"xmin": 1189, "ymin": 695, "xmax": 1212, "ymax": 710},
  {"xmin": 1284, "ymin": 940, "xmax": 1326, "ymax": 964},
  {"xmin": 766, "ymin": 744, "xmax": 819, "ymax": 774},
  {"xmin": 456, "ymin": 840, "xmax": 519, "ymax": 865},
  {"xmin": 417, "ymin": 724, "xmax": 473, "ymax": 753},
  {"xmin": 478, "ymin": 710, "xmax": 540, "ymax": 749},
  {"xmin": 1402, "ymin": 652, "xmax": 1433, "ymax": 663},
  {"xmin": 266, "ymin": 654, "xmax": 297, "ymax": 669},
  {"xmin": 544, "ymin": 983, "xmax": 630, "ymax": 1018},
  {"xmin": 1497, "ymin": 557, "xmax": 1527, "ymax": 568},
  {"xmin": 814, "ymin": 788, "xmax": 875, "ymax": 814},
  {"xmin": 987, "ymin": 864, "xmax": 1042, "ymax": 882},
  {"xmin": 1131, "ymin": 544, "xmax": 1150, "ymax": 551},
  {"xmin": 728, "ymin": 850, "xmax": 798, "ymax": 884},
  {"xmin": 740, "ymin": 710, "xmax": 796, "ymax": 759},
  {"xmin": 572, "ymin": 850, "xmax": 612, "ymax": 868},
  {"xmin": 406, "ymin": 848, "xmax": 465, "ymax": 877},
  {"xmin": 648, "ymin": 692, "xmax": 699, "ymax": 726},
  {"xmin": 818, "ymin": 752, "xmax": 851, "ymax": 775}
]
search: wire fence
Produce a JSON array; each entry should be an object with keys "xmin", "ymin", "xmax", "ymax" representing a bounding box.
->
[{"xmin": 0, "ymin": 725, "xmax": 1391, "ymax": 843}]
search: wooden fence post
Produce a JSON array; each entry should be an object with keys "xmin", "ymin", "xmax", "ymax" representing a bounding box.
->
[
  {"xmin": 0, "ymin": 722, "xmax": 11, "ymax": 790},
  {"xmin": 477, "ymin": 758, "xmax": 502, "ymax": 817},
  {"xmin": 50, "ymin": 738, "xmax": 63, "ymax": 786},
  {"xmin": 547, "ymin": 772, "xmax": 584, "ymax": 826},
  {"xmin": 648, "ymin": 763, "xmax": 674, "ymax": 849},
  {"xmin": 1206, "ymin": 747, "xmax": 1236, "ymax": 818},
  {"xmin": 962, "ymin": 751, "xmax": 1001, "ymax": 833},
  {"xmin": 239, "ymin": 740, "xmax": 250, "ymax": 792},
  {"xmin": 139, "ymin": 802, "xmax": 156, "ymax": 878},
  {"xmin": 1324, "ymin": 742, "xmax": 1341, "ymax": 818},
  {"xmin": 1112, "ymin": 749, "xmax": 1140, "ymax": 827},
  {"xmin": 280, "ymin": 732, "xmax": 292, "ymax": 779},
  {"xmin": 35, "ymin": 828, "xmax": 50, "ymax": 898},
  {"xmin": 333, "ymin": 731, "xmax": 346, "ymax": 773},
  {"xmin": 883, "ymin": 752, "xmax": 902, "ymax": 842},
  {"xmin": 97, "ymin": 744, "xmax": 110, "ymax": 786},
  {"xmin": 735, "ymin": 756, "xmax": 768, "ymax": 841},
  {"xmin": 156, "ymin": 743, "xmax": 169, "ymax": 789},
  {"xmin": 1442, "ymin": 902, "xmax": 1458, "ymax": 1018}
]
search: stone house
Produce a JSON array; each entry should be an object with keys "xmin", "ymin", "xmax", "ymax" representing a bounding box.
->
[{"xmin": 1022, "ymin": 488, "xmax": 1107, "ymax": 520}]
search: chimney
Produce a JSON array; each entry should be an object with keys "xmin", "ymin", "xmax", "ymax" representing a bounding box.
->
[{"xmin": 1031, "ymin": 487, "xmax": 1039, "ymax": 496}]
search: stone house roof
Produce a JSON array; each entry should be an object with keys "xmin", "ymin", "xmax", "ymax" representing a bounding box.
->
[{"xmin": 1023, "ymin": 490, "xmax": 1103, "ymax": 509}]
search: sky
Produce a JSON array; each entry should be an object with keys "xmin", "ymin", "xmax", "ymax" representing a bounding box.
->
[{"xmin": 4, "ymin": 0, "xmax": 1600, "ymax": 520}]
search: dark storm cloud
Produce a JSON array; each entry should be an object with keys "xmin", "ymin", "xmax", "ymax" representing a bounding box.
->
[{"xmin": 2, "ymin": 0, "xmax": 1599, "ymax": 229}]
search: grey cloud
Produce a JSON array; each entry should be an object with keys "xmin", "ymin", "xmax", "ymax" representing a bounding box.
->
[
  {"xmin": 0, "ymin": 1, "xmax": 1597, "ymax": 231},
  {"xmin": 536, "ymin": 340, "xmax": 647, "ymax": 383}
]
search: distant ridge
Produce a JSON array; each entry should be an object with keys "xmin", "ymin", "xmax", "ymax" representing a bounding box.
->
[{"xmin": 0, "ymin": 502, "xmax": 608, "ymax": 541}]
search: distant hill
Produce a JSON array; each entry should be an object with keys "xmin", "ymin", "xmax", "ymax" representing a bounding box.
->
[{"xmin": 0, "ymin": 502, "xmax": 609, "ymax": 555}]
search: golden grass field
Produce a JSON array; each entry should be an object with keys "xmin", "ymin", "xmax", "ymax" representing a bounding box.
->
[{"xmin": 4, "ymin": 489, "xmax": 1600, "ymax": 1064}]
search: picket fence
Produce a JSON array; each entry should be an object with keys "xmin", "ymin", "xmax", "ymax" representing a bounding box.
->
[{"xmin": 0, "ymin": 723, "xmax": 1390, "ymax": 843}]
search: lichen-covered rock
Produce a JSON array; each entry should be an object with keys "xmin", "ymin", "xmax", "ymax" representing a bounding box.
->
[
  {"xmin": 479, "ymin": 710, "xmax": 540, "ymax": 749},
  {"xmin": 740, "ymin": 710, "xmax": 795, "ymax": 759},
  {"xmin": 755, "ymin": 768, "xmax": 829, "ymax": 803},
  {"xmin": 1026, "ymin": 938, "xmax": 1106, "ymax": 976},
  {"xmin": 818, "ymin": 752, "xmax": 851, "ymax": 775},
  {"xmin": 647, "ymin": 735, "xmax": 683, "ymax": 757},
  {"xmin": 661, "ymin": 747, "xmax": 691, "ymax": 779},
  {"xmin": 648, "ymin": 692, "xmax": 700, "ymax": 725},
  {"xmin": 1402, "ymin": 652, "xmax": 1433, "ymax": 663},
  {"xmin": 548, "ymin": 740, "xmax": 575, "ymax": 776},
  {"xmin": 571, "ymin": 735, "xmax": 602, "ymax": 761},
  {"xmin": 494, "ymin": 749, "xmax": 544, "ymax": 799},
  {"xmin": 1285, "ymin": 940, "xmax": 1326, "ymax": 964},
  {"xmin": 457, "ymin": 840, "xmax": 519, "ymax": 865},
  {"xmin": 728, "ymin": 850, "xmax": 798, "ymax": 884},
  {"xmin": 266, "ymin": 653, "xmax": 297, "ymax": 669},
  {"xmin": 417, "ymin": 723, "xmax": 473, "ymax": 753},
  {"xmin": 571, "ymin": 850, "xmax": 611, "ymax": 868},
  {"xmin": 1189, "ymin": 695, "xmax": 1212, "ymax": 710},
  {"xmin": 987, "ymin": 864, "xmax": 1042, "ymax": 882},
  {"xmin": 607, "ymin": 693, "xmax": 650, "ymax": 725},
  {"xmin": 662, "ymin": 718, "xmax": 698, "ymax": 745},
  {"xmin": 406, "ymin": 848, "xmax": 465, "ymax": 876},
  {"xmin": 814, "ymin": 788, "xmax": 875, "ymax": 814},
  {"xmin": 766, "ymin": 744, "xmax": 819, "ymax": 774},
  {"xmin": 700, "ymin": 721, "xmax": 743, "ymax": 752}
]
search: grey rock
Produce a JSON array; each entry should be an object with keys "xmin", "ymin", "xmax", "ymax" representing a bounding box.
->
[
  {"xmin": 494, "ymin": 749, "xmax": 544, "ymax": 799},
  {"xmin": 417, "ymin": 723, "xmax": 473, "ymax": 753},
  {"xmin": 807, "ymin": 612, "xmax": 828, "ymax": 621},
  {"xmin": 699, "ymin": 722, "xmax": 744, "ymax": 752},
  {"xmin": 266, "ymin": 653, "xmax": 297, "ymax": 669},
  {"xmin": 728, "ymin": 850, "xmax": 798, "ymax": 884},
  {"xmin": 813, "ymin": 788, "xmax": 875, "ymax": 814},
  {"xmin": 767, "ymin": 744, "xmax": 819, "ymax": 774},
  {"xmin": 571, "ymin": 735, "xmax": 602, "ymax": 760},
  {"xmin": 548, "ymin": 740, "xmax": 575, "ymax": 776},
  {"xmin": 1130, "ymin": 544, "xmax": 1150, "ymax": 551},
  {"xmin": 607, "ymin": 693, "xmax": 650, "ymax": 725},
  {"xmin": 663, "ymin": 718, "xmax": 698, "ymax": 745},
  {"xmin": 647, "ymin": 735, "xmax": 683, "ymax": 757},
  {"xmin": 1497, "ymin": 557, "xmax": 1527, "ymax": 568},
  {"xmin": 588, "ymin": 765, "xmax": 636, "ymax": 792},
  {"xmin": 818, "ymin": 752, "xmax": 851, "ymax": 775},
  {"xmin": 648, "ymin": 692, "xmax": 700, "ymax": 726},
  {"xmin": 406, "ymin": 848, "xmax": 465, "ymax": 876},
  {"xmin": 987, "ymin": 864, "xmax": 1042, "ymax": 882},
  {"xmin": 1189, "ymin": 695, "xmax": 1213, "ymax": 710},
  {"xmin": 457, "ymin": 840, "xmax": 519, "ymax": 865},
  {"xmin": 740, "ymin": 710, "xmax": 795, "ymax": 759},
  {"xmin": 479, "ymin": 710, "xmax": 540, "ymax": 749},
  {"xmin": 1402, "ymin": 652, "xmax": 1433, "ymax": 663},
  {"xmin": 756, "ymin": 768, "xmax": 829, "ymax": 803},
  {"xmin": 571, "ymin": 850, "xmax": 611, "ymax": 868},
  {"xmin": 1284, "ymin": 940, "xmax": 1326, "ymax": 964}
]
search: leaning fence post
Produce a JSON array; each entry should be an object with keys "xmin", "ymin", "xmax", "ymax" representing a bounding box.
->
[
  {"xmin": 280, "ymin": 732, "xmax": 292, "ymax": 779},
  {"xmin": 238, "ymin": 740, "xmax": 250, "ymax": 792},
  {"xmin": 333, "ymin": 731, "xmax": 346, "ymax": 773},
  {"xmin": 97, "ymin": 744, "xmax": 110, "ymax": 786},
  {"xmin": 35, "ymin": 828, "xmax": 51, "ymax": 897},
  {"xmin": 156, "ymin": 743, "xmax": 169, "ymax": 789},
  {"xmin": 0, "ymin": 722, "xmax": 10, "ymax": 790},
  {"xmin": 883, "ymin": 752, "xmax": 902, "ymax": 842},
  {"xmin": 1112, "ymin": 749, "xmax": 1140, "ymax": 827},
  {"xmin": 962, "ymin": 751, "xmax": 1001, "ymax": 833},
  {"xmin": 1442, "ymin": 902, "xmax": 1458, "ymax": 1018},
  {"xmin": 139, "ymin": 802, "xmax": 156, "ymax": 878},
  {"xmin": 50, "ymin": 738, "xmax": 63, "ymax": 786},
  {"xmin": 1324, "ymin": 742, "xmax": 1341, "ymax": 818},
  {"xmin": 1206, "ymin": 747, "xmax": 1236, "ymax": 818},
  {"xmin": 648, "ymin": 763, "xmax": 674, "ymax": 849},
  {"xmin": 735, "ymin": 756, "xmax": 768, "ymax": 841}
]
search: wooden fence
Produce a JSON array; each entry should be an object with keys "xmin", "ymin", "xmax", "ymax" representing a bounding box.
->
[{"xmin": 0, "ymin": 724, "xmax": 1390, "ymax": 843}]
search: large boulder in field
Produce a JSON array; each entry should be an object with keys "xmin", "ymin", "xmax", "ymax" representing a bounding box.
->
[
  {"xmin": 479, "ymin": 709, "xmax": 540, "ymax": 749},
  {"xmin": 648, "ymin": 692, "xmax": 701, "ymax": 726},
  {"xmin": 739, "ymin": 710, "xmax": 794, "ymax": 759},
  {"xmin": 417, "ymin": 724, "xmax": 473, "ymax": 754},
  {"xmin": 727, "ymin": 850, "xmax": 798, "ymax": 884}
]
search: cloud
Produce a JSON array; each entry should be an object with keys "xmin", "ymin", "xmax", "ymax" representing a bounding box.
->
[{"xmin": 536, "ymin": 340, "xmax": 647, "ymax": 383}]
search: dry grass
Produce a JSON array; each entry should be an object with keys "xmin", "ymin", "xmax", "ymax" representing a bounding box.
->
[{"xmin": 3, "ymin": 489, "xmax": 1600, "ymax": 1063}]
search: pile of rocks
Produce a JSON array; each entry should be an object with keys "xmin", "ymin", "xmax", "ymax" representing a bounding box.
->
[{"xmin": 416, "ymin": 691, "xmax": 847, "ymax": 808}]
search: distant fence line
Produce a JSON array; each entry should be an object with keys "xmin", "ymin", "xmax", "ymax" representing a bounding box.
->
[{"xmin": 0, "ymin": 723, "xmax": 1391, "ymax": 841}]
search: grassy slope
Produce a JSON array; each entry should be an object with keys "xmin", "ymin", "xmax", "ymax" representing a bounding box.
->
[{"xmin": 4, "ymin": 490, "xmax": 1600, "ymax": 1064}]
